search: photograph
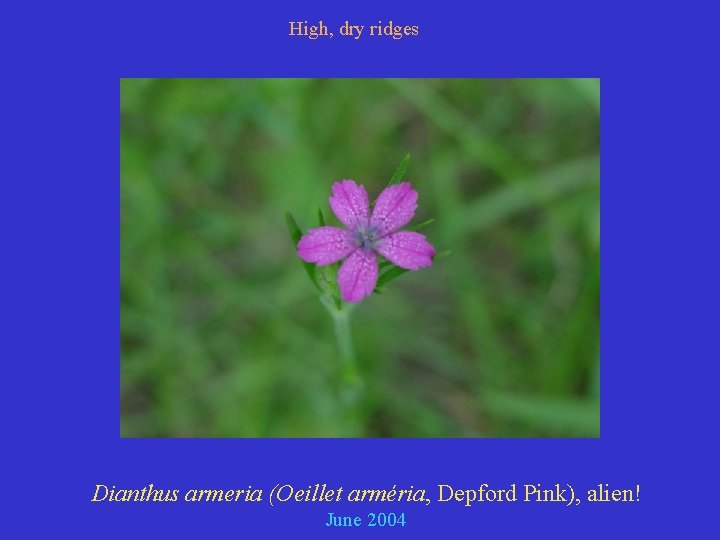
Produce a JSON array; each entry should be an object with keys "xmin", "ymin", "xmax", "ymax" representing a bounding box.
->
[
  {"xmin": 12, "ymin": 2, "xmax": 718, "ymax": 536},
  {"xmin": 120, "ymin": 78, "xmax": 600, "ymax": 438}
]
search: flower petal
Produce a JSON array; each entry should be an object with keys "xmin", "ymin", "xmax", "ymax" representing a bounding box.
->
[
  {"xmin": 375, "ymin": 231, "xmax": 435, "ymax": 270},
  {"xmin": 370, "ymin": 182, "xmax": 418, "ymax": 235},
  {"xmin": 338, "ymin": 249, "xmax": 378, "ymax": 303},
  {"xmin": 329, "ymin": 180, "xmax": 369, "ymax": 229},
  {"xmin": 297, "ymin": 226, "xmax": 356, "ymax": 265}
]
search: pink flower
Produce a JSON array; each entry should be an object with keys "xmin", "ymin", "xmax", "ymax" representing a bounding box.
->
[{"xmin": 297, "ymin": 180, "xmax": 435, "ymax": 303}]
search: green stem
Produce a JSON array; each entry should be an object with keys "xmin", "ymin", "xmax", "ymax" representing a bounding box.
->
[
  {"xmin": 321, "ymin": 296, "xmax": 363, "ymax": 408},
  {"xmin": 333, "ymin": 308, "xmax": 360, "ymax": 392}
]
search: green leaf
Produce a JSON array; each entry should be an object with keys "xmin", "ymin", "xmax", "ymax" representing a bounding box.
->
[
  {"xmin": 315, "ymin": 263, "xmax": 342, "ymax": 309},
  {"xmin": 375, "ymin": 265, "xmax": 409, "ymax": 290},
  {"xmin": 285, "ymin": 211, "xmax": 303, "ymax": 244},
  {"xmin": 285, "ymin": 211, "xmax": 320, "ymax": 292},
  {"xmin": 408, "ymin": 217, "xmax": 434, "ymax": 231},
  {"xmin": 388, "ymin": 153, "xmax": 411, "ymax": 186},
  {"xmin": 374, "ymin": 250, "xmax": 448, "ymax": 293},
  {"xmin": 318, "ymin": 208, "xmax": 325, "ymax": 226}
]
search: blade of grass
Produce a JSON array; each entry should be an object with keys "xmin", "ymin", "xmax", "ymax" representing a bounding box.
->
[
  {"xmin": 483, "ymin": 390, "xmax": 599, "ymax": 437},
  {"xmin": 448, "ymin": 155, "xmax": 599, "ymax": 235},
  {"xmin": 567, "ymin": 78, "xmax": 600, "ymax": 113},
  {"xmin": 387, "ymin": 79, "xmax": 523, "ymax": 180}
]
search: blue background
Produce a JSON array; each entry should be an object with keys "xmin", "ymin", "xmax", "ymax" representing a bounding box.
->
[{"xmin": 5, "ymin": 0, "xmax": 717, "ymax": 536}]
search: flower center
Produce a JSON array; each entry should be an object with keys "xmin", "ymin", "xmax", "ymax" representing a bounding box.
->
[{"xmin": 353, "ymin": 225, "xmax": 380, "ymax": 251}]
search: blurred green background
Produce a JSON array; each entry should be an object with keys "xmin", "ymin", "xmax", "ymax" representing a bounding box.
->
[{"xmin": 121, "ymin": 78, "xmax": 599, "ymax": 438}]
